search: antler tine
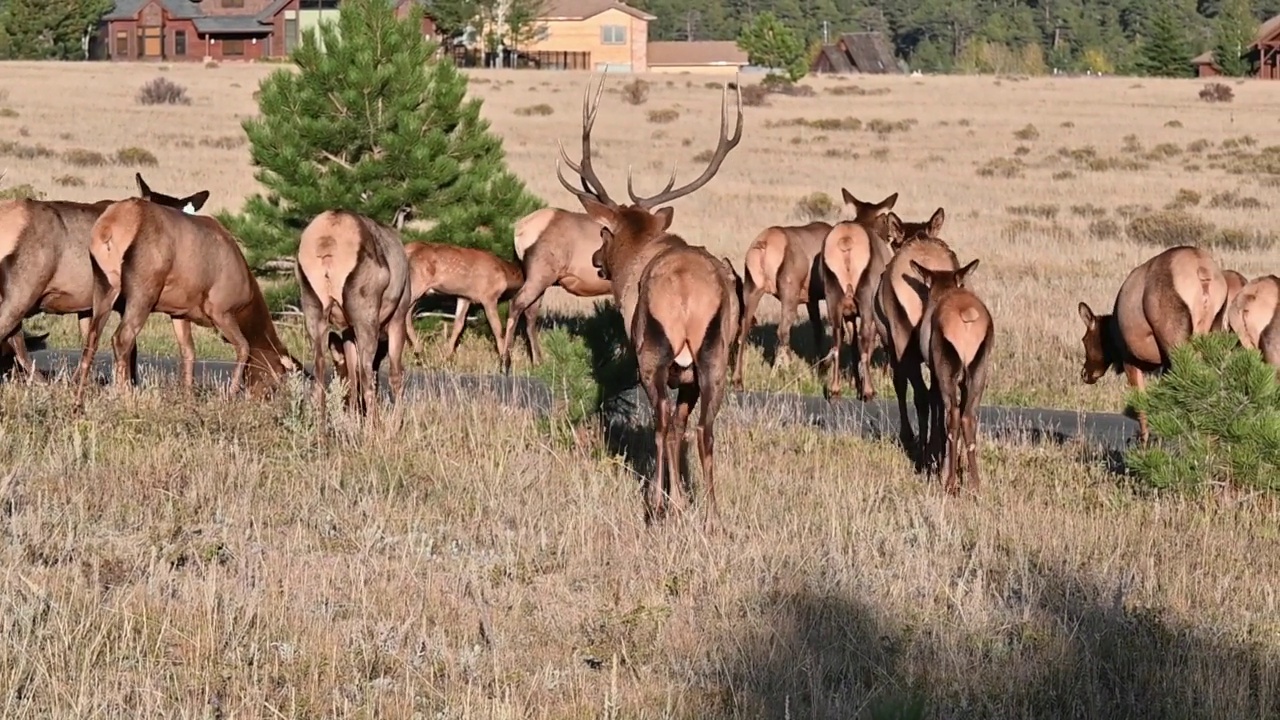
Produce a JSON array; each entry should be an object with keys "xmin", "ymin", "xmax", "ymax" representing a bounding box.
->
[
  {"xmin": 625, "ymin": 161, "xmax": 678, "ymax": 205},
  {"xmin": 630, "ymin": 74, "xmax": 744, "ymax": 210},
  {"xmin": 555, "ymin": 70, "xmax": 614, "ymax": 205}
]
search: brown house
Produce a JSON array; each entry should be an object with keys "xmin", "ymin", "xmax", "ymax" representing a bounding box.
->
[
  {"xmin": 811, "ymin": 32, "xmax": 901, "ymax": 75},
  {"xmin": 101, "ymin": 0, "xmax": 435, "ymax": 62},
  {"xmin": 1191, "ymin": 14, "xmax": 1280, "ymax": 79}
]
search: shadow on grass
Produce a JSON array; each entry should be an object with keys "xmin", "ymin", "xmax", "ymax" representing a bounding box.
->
[
  {"xmin": 747, "ymin": 319, "xmax": 891, "ymax": 378},
  {"xmin": 707, "ymin": 560, "xmax": 1280, "ymax": 719}
]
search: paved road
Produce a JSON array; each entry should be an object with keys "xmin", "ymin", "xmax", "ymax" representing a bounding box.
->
[{"xmin": 29, "ymin": 349, "xmax": 1137, "ymax": 454}]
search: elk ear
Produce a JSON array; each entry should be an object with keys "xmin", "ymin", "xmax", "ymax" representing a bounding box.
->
[
  {"xmin": 909, "ymin": 260, "xmax": 933, "ymax": 285},
  {"xmin": 653, "ymin": 205, "xmax": 675, "ymax": 231},
  {"xmin": 877, "ymin": 192, "xmax": 899, "ymax": 213},
  {"xmin": 1077, "ymin": 302, "xmax": 1096, "ymax": 329},
  {"xmin": 955, "ymin": 258, "xmax": 980, "ymax": 284},
  {"xmin": 928, "ymin": 207, "xmax": 945, "ymax": 235},
  {"xmin": 580, "ymin": 196, "xmax": 617, "ymax": 228},
  {"xmin": 135, "ymin": 172, "xmax": 152, "ymax": 198},
  {"xmin": 886, "ymin": 212, "xmax": 903, "ymax": 237},
  {"xmin": 599, "ymin": 227, "xmax": 614, "ymax": 245},
  {"xmin": 181, "ymin": 190, "xmax": 210, "ymax": 214},
  {"xmin": 840, "ymin": 187, "xmax": 857, "ymax": 207}
]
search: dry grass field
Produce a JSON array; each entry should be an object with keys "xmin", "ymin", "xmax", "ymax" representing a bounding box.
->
[{"xmin": 2, "ymin": 60, "xmax": 1280, "ymax": 718}]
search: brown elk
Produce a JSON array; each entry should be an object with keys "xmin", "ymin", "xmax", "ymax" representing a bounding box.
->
[
  {"xmin": 296, "ymin": 210, "xmax": 413, "ymax": 420},
  {"xmin": 0, "ymin": 173, "xmax": 207, "ymax": 381},
  {"xmin": 873, "ymin": 233, "xmax": 959, "ymax": 458},
  {"xmin": 733, "ymin": 189, "xmax": 898, "ymax": 390},
  {"xmin": 498, "ymin": 79, "xmax": 620, "ymax": 374},
  {"xmin": 913, "ymin": 259, "xmax": 994, "ymax": 494},
  {"xmin": 401, "ymin": 241, "xmax": 526, "ymax": 362},
  {"xmin": 884, "ymin": 207, "xmax": 945, "ymax": 250},
  {"xmin": 72, "ymin": 193, "xmax": 299, "ymax": 404},
  {"xmin": 560, "ymin": 74, "xmax": 742, "ymax": 527},
  {"xmin": 1221, "ymin": 269, "xmax": 1246, "ymax": 327},
  {"xmin": 1226, "ymin": 274, "xmax": 1280, "ymax": 369},
  {"xmin": 1076, "ymin": 245, "xmax": 1228, "ymax": 443}
]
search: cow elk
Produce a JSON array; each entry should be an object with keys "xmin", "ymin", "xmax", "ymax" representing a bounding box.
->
[
  {"xmin": 73, "ymin": 188, "xmax": 299, "ymax": 404},
  {"xmin": 296, "ymin": 210, "xmax": 412, "ymax": 421},
  {"xmin": 884, "ymin": 207, "xmax": 945, "ymax": 250},
  {"xmin": 0, "ymin": 173, "xmax": 207, "ymax": 382},
  {"xmin": 402, "ymin": 241, "xmax": 526, "ymax": 362},
  {"xmin": 1076, "ymin": 245, "xmax": 1228, "ymax": 443},
  {"xmin": 562, "ymin": 73, "xmax": 743, "ymax": 527},
  {"xmin": 816, "ymin": 194, "xmax": 905, "ymax": 400},
  {"xmin": 498, "ymin": 78, "xmax": 621, "ymax": 373},
  {"xmin": 913, "ymin": 259, "xmax": 994, "ymax": 494},
  {"xmin": 874, "ymin": 233, "xmax": 959, "ymax": 459},
  {"xmin": 1221, "ymin": 269, "xmax": 1246, "ymax": 328},
  {"xmin": 1226, "ymin": 274, "xmax": 1280, "ymax": 369},
  {"xmin": 734, "ymin": 189, "xmax": 898, "ymax": 390}
]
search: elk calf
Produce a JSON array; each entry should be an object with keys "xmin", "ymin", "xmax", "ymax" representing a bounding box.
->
[
  {"xmin": 565, "ymin": 74, "xmax": 743, "ymax": 526},
  {"xmin": 73, "ymin": 195, "xmax": 298, "ymax": 402},
  {"xmin": 402, "ymin": 241, "xmax": 526, "ymax": 362},
  {"xmin": 1076, "ymin": 245, "xmax": 1228, "ymax": 442},
  {"xmin": 1226, "ymin": 274, "xmax": 1280, "ymax": 369},
  {"xmin": 913, "ymin": 259, "xmax": 994, "ymax": 494},
  {"xmin": 297, "ymin": 210, "xmax": 412, "ymax": 419}
]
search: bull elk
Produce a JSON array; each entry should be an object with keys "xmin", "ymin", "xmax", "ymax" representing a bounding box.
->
[
  {"xmin": 1076, "ymin": 245, "xmax": 1228, "ymax": 443},
  {"xmin": 913, "ymin": 259, "xmax": 994, "ymax": 494},
  {"xmin": 560, "ymin": 73, "xmax": 743, "ymax": 527},
  {"xmin": 874, "ymin": 233, "xmax": 959, "ymax": 460},
  {"xmin": 0, "ymin": 173, "xmax": 207, "ymax": 382},
  {"xmin": 1226, "ymin": 274, "xmax": 1280, "ymax": 369},
  {"xmin": 297, "ymin": 210, "xmax": 412, "ymax": 420},
  {"xmin": 498, "ymin": 79, "xmax": 621, "ymax": 374},
  {"xmin": 402, "ymin": 241, "xmax": 526, "ymax": 363},
  {"xmin": 733, "ymin": 189, "xmax": 899, "ymax": 390},
  {"xmin": 72, "ymin": 190, "xmax": 300, "ymax": 403}
]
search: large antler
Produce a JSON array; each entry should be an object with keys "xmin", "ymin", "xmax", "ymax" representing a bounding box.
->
[
  {"xmin": 555, "ymin": 71, "xmax": 615, "ymax": 207},
  {"xmin": 627, "ymin": 77, "xmax": 744, "ymax": 210}
]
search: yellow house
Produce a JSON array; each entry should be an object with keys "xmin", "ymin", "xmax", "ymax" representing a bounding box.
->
[{"xmin": 519, "ymin": 0, "xmax": 654, "ymax": 71}]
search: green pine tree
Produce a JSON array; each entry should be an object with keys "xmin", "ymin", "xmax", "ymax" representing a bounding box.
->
[
  {"xmin": 2, "ymin": 0, "xmax": 110, "ymax": 59},
  {"xmin": 225, "ymin": 0, "xmax": 543, "ymax": 268},
  {"xmin": 737, "ymin": 11, "xmax": 808, "ymax": 81},
  {"xmin": 1137, "ymin": 3, "xmax": 1194, "ymax": 76},
  {"xmin": 1213, "ymin": 0, "xmax": 1257, "ymax": 76}
]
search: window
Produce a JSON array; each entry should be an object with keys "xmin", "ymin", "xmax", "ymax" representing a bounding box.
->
[
  {"xmin": 221, "ymin": 0, "xmax": 244, "ymax": 7},
  {"xmin": 284, "ymin": 18, "xmax": 298, "ymax": 53},
  {"xmin": 115, "ymin": 31, "xmax": 128, "ymax": 57},
  {"xmin": 600, "ymin": 25, "xmax": 626, "ymax": 45},
  {"xmin": 174, "ymin": 30, "xmax": 186, "ymax": 56},
  {"xmin": 222, "ymin": 38, "xmax": 245, "ymax": 56}
]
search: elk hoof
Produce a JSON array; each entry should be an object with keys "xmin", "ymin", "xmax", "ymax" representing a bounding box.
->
[{"xmin": 860, "ymin": 388, "xmax": 875, "ymax": 402}]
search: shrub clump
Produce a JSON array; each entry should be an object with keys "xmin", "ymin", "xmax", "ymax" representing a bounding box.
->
[
  {"xmin": 1126, "ymin": 210, "xmax": 1213, "ymax": 247},
  {"xmin": 62, "ymin": 148, "xmax": 108, "ymax": 167},
  {"xmin": 646, "ymin": 108, "xmax": 679, "ymax": 124},
  {"xmin": 1126, "ymin": 333, "xmax": 1280, "ymax": 493},
  {"xmin": 137, "ymin": 77, "xmax": 191, "ymax": 106},
  {"xmin": 740, "ymin": 84, "xmax": 769, "ymax": 107},
  {"xmin": 1199, "ymin": 82, "xmax": 1234, "ymax": 103},
  {"xmin": 793, "ymin": 191, "xmax": 838, "ymax": 221},
  {"xmin": 115, "ymin": 147, "xmax": 158, "ymax": 167},
  {"xmin": 1013, "ymin": 123, "xmax": 1039, "ymax": 141},
  {"xmin": 514, "ymin": 104, "xmax": 554, "ymax": 117},
  {"xmin": 620, "ymin": 78, "xmax": 649, "ymax": 105}
]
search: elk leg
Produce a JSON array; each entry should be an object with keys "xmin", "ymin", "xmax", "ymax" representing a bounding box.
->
[
  {"xmin": 4, "ymin": 330, "xmax": 39, "ymax": 382},
  {"xmin": 521, "ymin": 295, "xmax": 544, "ymax": 365},
  {"xmin": 480, "ymin": 298, "xmax": 506, "ymax": 362},
  {"xmin": 444, "ymin": 298, "xmax": 471, "ymax": 359},
  {"xmin": 1123, "ymin": 362, "xmax": 1149, "ymax": 443},
  {"xmin": 352, "ymin": 318, "xmax": 381, "ymax": 422},
  {"xmin": 733, "ymin": 281, "xmax": 766, "ymax": 389},
  {"xmin": 776, "ymin": 282, "xmax": 800, "ymax": 366},
  {"xmin": 501, "ymin": 276, "xmax": 549, "ymax": 373},
  {"xmin": 385, "ymin": 309, "xmax": 408, "ymax": 406},
  {"xmin": 171, "ymin": 318, "xmax": 195, "ymax": 392},
  {"xmin": 74, "ymin": 283, "xmax": 120, "ymax": 403},
  {"xmin": 806, "ymin": 284, "xmax": 825, "ymax": 366},
  {"xmin": 341, "ymin": 334, "xmax": 361, "ymax": 414},
  {"xmin": 827, "ymin": 309, "xmax": 844, "ymax": 398},
  {"xmin": 208, "ymin": 310, "xmax": 250, "ymax": 397},
  {"xmin": 908, "ymin": 361, "xmax": 932, "ymax": 464},
  {"xmin": 943, "ymin": 393, "xmax": 961, "ymax": 496},
  {"xmin": 404, "ymin": 310, "xmax": 423, "ymax": 360},
  {"xmin": 666, "ymin": 383, "xmax": 699, "ymax": 516},
  {"xmin": 0, "ymin": 294, "xmax": 41, "ymax": 379},
  {"xmin": 890, "ymin": 356, "xmax": 915, "ymax": 451},
  {"xmin": 637, "ymin": 348, "xmax": 672, "ymax": 524},
  {"xmin": 110, "ymin": 298, "xmax": 151, "ymax": 393},
  {"xmin": 697, "ymin": 353, "xmax": 729, "ymax": 531},
  {"xmin": 856, "ymin": 315, "xmax": 877, "ymax": 402}
]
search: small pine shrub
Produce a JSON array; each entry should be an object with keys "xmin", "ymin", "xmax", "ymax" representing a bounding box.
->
[
  {"xmin": 1125, "ymin": 333, "xmax": 1280, "ymax": 493},
  {"xmin": 137, "ymin": 77, "xmax": 191, "ymax": 106}
]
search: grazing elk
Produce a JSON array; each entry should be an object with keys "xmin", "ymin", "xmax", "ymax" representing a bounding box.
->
[
  {"xmin": 296, "ymin": 210, "xmax": 412, "ymax": 419},
  {"xmin": 72, "ymin": 191, "xmax": 299, "ymax": 404},
  {"xmin": 498, "ymin": 79, "xmax": 619, "ymax": 374},
  {"xmin": 0, "ymin": 172, "xmax": 207, "ymax": 381},
  {"xmin": 733, "ymin": 189, "xmax": 898, "ymax": 390},
  {"xmin": 913, "ymin": 259, "xmax": 994, "ymax": 494},
  {"xmin": 1076, "ymin": 245, "xmax": 1228, "ymax": 443},
  {"xmin": 874, "ymin": 233, "xmax": 959, "ymax": 459},
  {"xmin": 401, "ymin": 241, "xmax": 526, "ymax": 362},
  {"xmin": 561, "ymin": 74, "xmax": 743, "ymax": 527},
  {"xmin": 1221, "ymin": 269, "xmax": 1246, "ymax": 328},
  {"xmin": 1226, "ymin": 274, "xmax": 1280, "ymax": 369}
]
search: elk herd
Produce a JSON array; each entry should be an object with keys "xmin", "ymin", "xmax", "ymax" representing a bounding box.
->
[{"xmin": 0, "ymin": 72, "xmax": 1275, "ymax": 523}]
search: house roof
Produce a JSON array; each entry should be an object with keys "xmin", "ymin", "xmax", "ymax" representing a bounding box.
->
[
  {"xmin": 837, "ymin": 32, "xmax": 900, "ymax": 73},
  {"xmin": 812, "ymin": 44, "xmax": 854, "ymax": 73},
  {"xmin": 647, "ymin": 41, "xmax": 747, "ymax": 66},
  {"xmin": 104, "ymin": 0, "xmax": 202, "ymax": 21},
  {"xmin": 1250, "ymin": 13, "xmax": 1280, "ymax": 48},
  {"xmin": 106, "ymin": 0, "xmax": 420, "ymax": 32},
  {"xmin": 193, "ymin": 16, "xmax": 273, "ymax": 33},
  {"xmin": 1190, "ymin": 50, "xmax": 1215, "ymax": 65},
  {"xmin": 540, "ymin": 0, "xmax": 655, "ymax": 22}
]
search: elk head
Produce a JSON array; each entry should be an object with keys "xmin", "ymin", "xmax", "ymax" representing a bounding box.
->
[
  {"xmin": 909, "ymin": 258, "xmax": 979, "ymax": 292},
  {"xmin": 886, "ymin": 208, "xmax": 945, "ymax": 250},
  {"xmin": 558, "ymin": 72, "xmax": 743, "ymax": 283},
  {"xmin": 841, "ymin": 188, "xmax": 898, "ymax": 225},
  {"xmin": 135, "ymin": 172, "xmax": 210, "ymax": 215},
  {"xmin": 1075, "ymin": 302, "xmax": 1116, "ymax": 384}
]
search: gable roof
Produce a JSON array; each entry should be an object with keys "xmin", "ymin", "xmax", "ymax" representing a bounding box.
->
[
  {"xmin": 647, "ymin": 41, "xmax": 747, "ymax": 67},
  {"xmin": 813, "ymin": 45, "xmax": 854, "ymax": 73},
  {"xmin": 106, "ymin": 0, "xmax": 427, "ymax": 30},
  {"xmin": 837, "ymin": 32, "xmax": 900, "ymax": 74},
  {"xmin": 1250, "ymin": 13, "xmax": 1280, "ymax": 48},
  {"xmin": 540, "ymin": 0, "xmax": 655, "ymax": 22},
  {"xmin": 104, "ymin": 0, "xmax": 202, "ymax": 21}
]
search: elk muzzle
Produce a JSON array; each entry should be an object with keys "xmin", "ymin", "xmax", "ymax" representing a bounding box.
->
[{"xmin": 591, "ymin": 247, "xmax": 608, "ymax": 279}]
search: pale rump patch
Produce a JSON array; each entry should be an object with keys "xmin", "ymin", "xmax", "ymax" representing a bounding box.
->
[
  {"xmin": 821, "ymin": 223, "xmax": 872, "ymax": 312},
  {"xmin": 297, "ymin": 211, "xmax": 361, "ymax": 310},
  {"xmin": 744, "ymin": 228, "xmax": 785, "ymax": 295},
  {"xmin": 674, "ymin": 343, "xmax": 694, "ymax": 367},
  {"xmin": 960, "ymin": 306, "xmax": 980, "ymax": 323},
  {"xmin": 1167, "ymin": 248, "xmax": 1227, "ymax": 333},
  {"xmin": 89, "ymin": 200, "xmax": 144, "ymax": 288},
  {"xmin": 1228, "ymin": 277, "xmax": 1280, "ymax": 350},
  {"xmin": 0, "ymin": 200, "xmax": 31, "ymax": 262},
  {"xmin": 939, "ymin": 292, "xmax": 990, "ymax": 367},
  {"xmin": 513, "ymin": 208, "xmax": 559, "ymax": 261}
]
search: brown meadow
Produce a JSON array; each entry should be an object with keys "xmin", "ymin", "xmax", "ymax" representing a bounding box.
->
[{"xmin": 2, "ymin": 61, "xmax": 1280, "ymax": 718}]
